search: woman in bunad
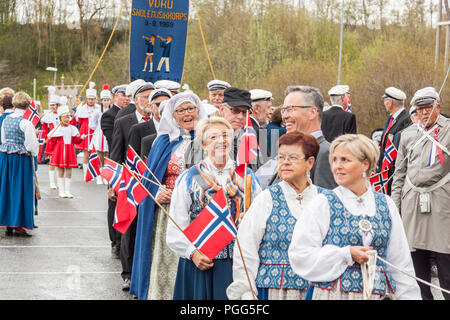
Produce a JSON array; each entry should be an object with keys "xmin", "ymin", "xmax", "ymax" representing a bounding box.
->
[
  {"xmin": 166, "ymin": 116, "xmax": 262, "ymax": 300},
  {"xmin": 130, "ymin": 92, "xmax": 208, "ymax": 300},
  {"xmin": 288, "ymin": 134, "xmax": 422, "ymax": 300},
  {"xmin": 0, "ymin": 92, "xmax": 39, "ymax": 237},
  {"xmin": 41, "ymin": 94, "xmax": 61, "ymax": 190},
  {"xmin": 88, "ymin": 85, "xmax": 111, "ymax": 184},
  {"xmin": 74, "ymin": 82, "xmax": 100, "ymax": 177},
  {"xmin": 227, "ymin": 132, "xmax": 320, "ymax": 300},
  {"xmin": 47, "ymin": 105, "xmax": 86, "ymax": 198}
]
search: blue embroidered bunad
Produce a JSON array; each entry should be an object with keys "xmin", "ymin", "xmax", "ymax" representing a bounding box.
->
[{"xmin": 310, "ymin": 189, "xmax": 396, "ymax": 296}]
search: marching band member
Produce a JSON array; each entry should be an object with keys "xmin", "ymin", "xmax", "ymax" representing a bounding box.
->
[
  {"xmin": 74, "ymin": 82, "xmax": 100, "ymax": 177},
  {"xmin": 47, "ymin": 105, "xmax": 86, "ymax": 198},
  {"xmin": 42, "ymin": 93, "xmax": 61, "ymax": 189},
  {"xmin": 288, "ymin": 134, "xmax": 421, "ymax": 300}
]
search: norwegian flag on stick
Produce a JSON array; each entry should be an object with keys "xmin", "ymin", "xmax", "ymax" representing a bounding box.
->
[
  {"xmin": 85, "ymin": 148, "xmax": 101, "ymax": 183},
  {"xmin": 369, "ymin": 169, "xmax": 389, "ymax": 194},
  {"xmin": 24, "ymin": 101, "xmax": 41, "ymax": 127},
  {"xmin": 101, "ymin": 158, "xmax": 123, "ymax": 192},
  {"xmin": 183, "ymin": 188, "xmax": 237, "ymax": 260},
  {"xmin": 237, "ymin": 114, "xmax": 259, "ymax": 171},
  {"xmin": 125, "ymin": 146, "xmax": 147, "ymax": 178},
  {"xmin": 114, "ymin": 168, "xmax": 148, "ymax": 234},
  {"xmin": 381, "ymin": 137, "xmax": 398, "ymax": 171}
]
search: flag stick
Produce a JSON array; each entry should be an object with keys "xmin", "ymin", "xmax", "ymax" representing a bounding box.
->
[{"xmin": 221, "ymin": 188, "xmax": 257, "ymax": 300}]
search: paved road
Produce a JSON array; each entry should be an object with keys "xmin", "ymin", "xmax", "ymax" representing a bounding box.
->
[{"xmin": 0, "ymin": 164, "xmax": 132, "ymax": 300}]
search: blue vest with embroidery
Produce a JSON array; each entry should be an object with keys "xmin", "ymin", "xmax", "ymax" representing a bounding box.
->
[
  {"xmin": 0, "ymin": 116, "xmax": 27, "ymax": 154},
  {"xmin": 256, "ymin": 184, "xmax": 324, "ymax": 290},
  {"xmin": 186, "ymin": 164, "xmax": 245, "ymax": 260},
  {"xmin": 310, "ymin": 189, "xmax": 396, "ymax": 295}
]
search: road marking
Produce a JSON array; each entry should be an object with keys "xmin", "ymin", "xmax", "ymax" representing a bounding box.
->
[
  {"xmin": 38, "ymin": 210, "xmax": 106, "ymax": 213},
  {"xmin": 0, "ymin": 245, "xmax": 111, "ymax": 248},
  {"xmin": 0, "ymin": 271, "xmax": 121, "ymax": 274}
]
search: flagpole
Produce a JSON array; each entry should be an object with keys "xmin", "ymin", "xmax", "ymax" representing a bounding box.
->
[{"xmin": 236, "ymin": 110, "xmax": 250, "ymax": 224}]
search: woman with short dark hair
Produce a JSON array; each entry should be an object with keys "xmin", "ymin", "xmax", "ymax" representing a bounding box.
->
[{"xmin": 227, "ymin": 132, "xmax": 320, "ymax": 300}]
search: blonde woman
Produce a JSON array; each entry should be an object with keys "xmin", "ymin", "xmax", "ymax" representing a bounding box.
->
[{"xmin": 288, "ymin": 134, "xmax": 421, "ymax": 300}]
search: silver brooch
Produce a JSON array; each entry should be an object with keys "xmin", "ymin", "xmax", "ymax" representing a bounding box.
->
[
  {"xmin": 296, "ymin": 194, "xmax": 303, "ymax": 204},
  {"xmin": 359, "ymin": 218, "xmax": 372, "ymax": 233}
]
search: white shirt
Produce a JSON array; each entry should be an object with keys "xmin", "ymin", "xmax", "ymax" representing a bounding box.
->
[
  {"xmin": 48, "ymin": 125, "xmax": 80, "ymax": 144},
  {"xmin": 227, "ymin": 181, "xmax": 318, "ymax": 300},
  {"xmin": 166, "ymin": 157, "xmax": 262, "ymax": 259},
  {"xmin": 287, "ymin": 183, "xmax": 422, "ymax": 300},
  {"xmin": 1, "ymin": 109, "xmax": 39, "ymax": 156},
  {"xmin": 392, "ymin": 107, "xmax": 405, "ymax": 120}
]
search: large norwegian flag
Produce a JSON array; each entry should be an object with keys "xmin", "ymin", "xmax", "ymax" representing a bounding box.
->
[
  {"xmin": 85, "ymin": 148, "xmax": 101, "ymax": 183},
  {"xmin": 24, "ymin": 101, "xmax": 41, "ymax": 127},
  {"xmin": 369, "ymin": 169, "xmax": 389, "ymax": 194},
  {"xmin": 381, "ymin": 137, "xmax": 397, "ymax": 171},
  {"xmin": 114, "ymin": 169, "xmax": 148, "ymax": 234},
  {"xmin": 101, "ymin": 158, "xmax": 123, "ymax": 192},
  {"xmin": 236, "ymin": 114, "xmax": 259, "ymax": 175},
  {"xmin": 125, "ymin": 146, "xmax": 147, "ymax": 179},
  {"xmin": 183, "ymin": 189, "xmax": 237, "ymax": 260}
]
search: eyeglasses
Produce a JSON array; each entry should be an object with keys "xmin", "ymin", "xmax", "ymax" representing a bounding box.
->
[
  {"xmin": 280, "ymin": 105, "xmax": 313, "ymax": 115},
  {"xmin": 277, "ymin": 154, "xmax": 306, "ymax": 163},
  {"xmin": 416, "ymin": 105, "xmax": 435, "ymax": 113},
  {"xmin": 174, "ymin": 106, "xmax": 197, "ymax": 115},
  {"xmin": 206, "ymin": 132, "xmax": 233, "ymax": 141},
  {"xmin": 229, "ymin": 108, "xmax": 250, "ymax": 116}
]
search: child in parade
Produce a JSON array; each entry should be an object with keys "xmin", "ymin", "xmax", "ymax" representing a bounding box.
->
[{"xmin": 47, "ymin": 106, "xmax": 86, "ymax": 198}]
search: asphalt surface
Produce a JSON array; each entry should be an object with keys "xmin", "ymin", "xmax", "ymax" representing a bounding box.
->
[{"xmin": 0, "ymin": 164, "xmax": 133, "ymax": 300}]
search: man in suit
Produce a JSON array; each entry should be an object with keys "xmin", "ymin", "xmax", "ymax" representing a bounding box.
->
[
  {"xmin": 108, "ymin": 82, "xmax": 155, "ymax": 291},
  {"xmin": 321, "ymin": 84, "xmax": 357, "ymax": 143},
  {"xmin": 391, "ymin": 87, "xmax": 450, "ymax": 300},
  {"xmin": 114, "ymin": 79, "xmax": 148, "ymax": 122},
  {"xmin": 100, "ymin": 84, "xmax": 129, "ymax": 259},
  {"xmin": 377, "ymin": 87, "xmax": 411, "ymax": 195},
  {"xmin": 129, "ymin": 88, "xmax": 171, "ymax": 158},
  {"xmin": 256, "ymin": 85, "xmax": 337, "ymax": 190}
]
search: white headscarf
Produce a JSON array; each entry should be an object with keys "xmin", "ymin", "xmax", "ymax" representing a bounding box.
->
[{"xmin": 157, "ymin": 91, "xmax": 208, "ymax": 142}]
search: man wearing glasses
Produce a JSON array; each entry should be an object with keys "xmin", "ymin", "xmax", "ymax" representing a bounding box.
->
[
  {"xmin": 392, "ymin": 87, "xmax": 450, "ymax": 300},
  {"xmin": 256, "ymin": 85, "xmax": 337, "ymax": 190}
]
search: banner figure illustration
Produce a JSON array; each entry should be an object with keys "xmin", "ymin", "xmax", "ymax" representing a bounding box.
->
[{"xmin": 130, "ymin": 0, "xmax": 189, "ymax": 83}]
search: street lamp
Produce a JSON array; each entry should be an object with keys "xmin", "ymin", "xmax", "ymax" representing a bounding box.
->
[{"xmin": 46, "ymin": 67, "xmax": 58, "ymax": 86}]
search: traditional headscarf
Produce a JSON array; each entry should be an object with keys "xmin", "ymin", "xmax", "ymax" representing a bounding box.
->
[{"xmin": 157, "ymin": 91, "xmax": 208, "ymax": 142}]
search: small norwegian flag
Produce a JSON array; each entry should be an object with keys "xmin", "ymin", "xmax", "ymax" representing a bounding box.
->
[
  {"xmin": 85, "ymin": 148, "xmax": 101, "ymax": 183},
  {"xmin": 24, "ymin": 101, "xmax": 41, "ymax": 127},
  {"xmin": 369, "ymin": 169, "xmax": 389, "ymax": 194},
  {"xmin": 183, "ymin": 188, "xmax": 237, "ymax": 260},
  {"xmin": 237, "ymin": 114, "xmax": 259, "ymax": 171},
  {"xmin": 114, "ymin": 169, "xmax": 148, "ymax": 234},
  {"xmin": 100, "ymin": 158, "xmax": 123, "ymax": 192},
  {"xmin": 344, "ymin": 95, "xmax": 352, "ymax": 113},
  {"xmin": 381, "ymin": 137, "xmax": 397, "ymax": 171},
  {"xmin": 125, "ymin": 146, "xmax": 147, "ymax": 179}
]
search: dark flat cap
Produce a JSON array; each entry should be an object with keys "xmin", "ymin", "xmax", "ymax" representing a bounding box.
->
[{"xmin": 222, "ymin": 87, "xmax": 252, "ymax": 108}]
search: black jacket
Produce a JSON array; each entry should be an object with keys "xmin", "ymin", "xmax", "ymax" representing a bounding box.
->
[
  {"xmin": 100, "ymin": 104, "xmax": 121, "ymax": 149},
  {"xmin": 128, "ymin": 120, "xmax": 157, "ymax": 159},
  {"xmin": 109, "ymin": 112, "xmax": 138, "ymax": 164},
  {"xmin": 321, "ymin": 106, "xmax": 357, "ymax": 143}
]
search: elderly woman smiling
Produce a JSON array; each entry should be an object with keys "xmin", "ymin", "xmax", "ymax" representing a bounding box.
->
[
  {"xmin": 288, "ymin": 134, "xmax": 421, "ymax": 300},
  {"xmin": 167, "ymin": 116, "xmax": 261, "ymax": 300},
  {"xmin": 130, "ymin": 92, "xmax": 208, "ymax": 300},
  {"xmin": 226, "ymin": 132, "xmax": 321, "ymax": 300}
]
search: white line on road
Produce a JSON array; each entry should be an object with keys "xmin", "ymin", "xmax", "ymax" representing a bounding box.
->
[
  {"xmin": 0, "ymin": 245, "xmax": 111, "ymax": 248},
  {"xmin": 0, "ymin": 272, "xmax": 121, "ymax": 274}
]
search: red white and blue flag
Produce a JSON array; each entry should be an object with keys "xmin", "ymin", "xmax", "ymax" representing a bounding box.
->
[
  {"xmin": 369, "ymin": 169, "xmax": 389, "ymax": 194},
  {"xmin": 114, "ymin": 169, "xmax": 148, "ymax": 234},
  {"xmin": 183, "ymin": 189, "xmax": 237, "ymax": 260},
  {"xmin": 125, "ymin": 146, "xmax": 147, "ymax": 179},
  {"xmin": 344, "ymin": 95, "xmax": 352, "ymax": 113},
  {"xmin": 381, "ymin": 137, "xmax": 397, "ymax": 171},
  {"xmin": 85, "ymin": 148, "xmax": 101, "ymax": 183},
  {"xmin": 24, "ymin": 101, "xmax": 41, "ymax": 127},
  {"xmin": 236, "ymin": 114, "xmax": 259, "ymax": 176},
  {"xmin": 101, "ymin": 158, "xmax": 123, "ymax": 192}
]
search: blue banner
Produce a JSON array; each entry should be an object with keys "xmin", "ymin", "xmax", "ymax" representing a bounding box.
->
[{"xmin": 130, "ymin": 0, "xmax": 189, "ymax": 83}]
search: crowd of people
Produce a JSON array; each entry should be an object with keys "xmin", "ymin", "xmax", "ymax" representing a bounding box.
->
[{"xmin": 0, "ymin": 79, "xmax": 448, "ymax": 301}]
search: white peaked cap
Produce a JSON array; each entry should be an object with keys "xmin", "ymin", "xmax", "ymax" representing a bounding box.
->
[
  {"xmin": 250, "ymin": 89, "xmax": 273, "ymax": 102},
  {"xmin": 383, "ymin": 87, "xmax": 407, "ymax": 101},
  {"xmin": 126, "ymin": 79, "xmax": 146, "ymax": 97},
  {"xmin": 328, "ymin": 85, "xmax": 350, "ymax": 96},
  {"xmin": 154, "ymin": 80, "xmax": 181, "ymax": 92},
  {"xmin": 49, "ymin": 95, "xmax": 61, "ymax": 105}
]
